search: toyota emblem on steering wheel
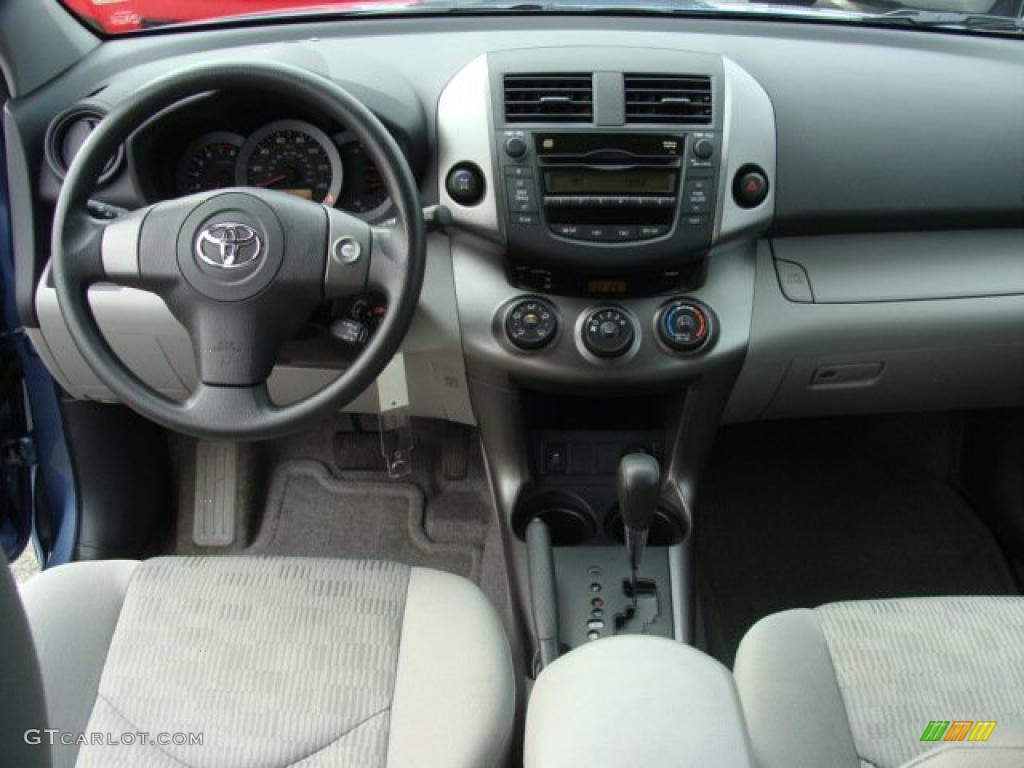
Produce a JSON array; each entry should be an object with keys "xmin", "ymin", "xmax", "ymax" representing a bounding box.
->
[{"xmin": 195, "ymin": 223, "xmax": 263, "ymax": 269}]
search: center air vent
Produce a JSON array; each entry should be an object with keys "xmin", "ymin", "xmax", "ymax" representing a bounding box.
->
[
  {"xmin": 624, "ymin": 74, "xmax": 712, "ymax": 124},
  {"xmin": 504, "ymin": 74, "xmax": 594, "ymax": 123}
]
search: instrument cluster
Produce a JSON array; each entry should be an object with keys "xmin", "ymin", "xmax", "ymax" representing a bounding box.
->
[{"xmin": 175, "ymin": 118, "xmax": 389, "ymax": 218}]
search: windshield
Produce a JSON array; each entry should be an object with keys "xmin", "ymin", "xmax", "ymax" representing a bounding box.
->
[{"xmin": 59, "ymin": 0, "xmax": 1024, "ymax": 35}]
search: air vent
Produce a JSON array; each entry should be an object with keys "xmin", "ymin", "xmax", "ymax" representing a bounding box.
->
[
  {"xmin": 625, "ymin": 74, "xmax": 712, "ymax": 124},
  {"xmin": 504, "ymin": 74, "xmax": 594, "ymax": 123},
  {"xmin": 44, "ymin": 106, "xmax": 124, "ymax": 184}
]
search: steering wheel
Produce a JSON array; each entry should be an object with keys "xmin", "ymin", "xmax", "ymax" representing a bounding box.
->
[{"xmin": 50, "ymin": 62, "xmax": 426, "ymax": 440}]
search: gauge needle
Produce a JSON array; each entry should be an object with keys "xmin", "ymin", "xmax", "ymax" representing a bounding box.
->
[{"xmin": 256, "ymin": 173, "xmax": 289, "ymax": 188}]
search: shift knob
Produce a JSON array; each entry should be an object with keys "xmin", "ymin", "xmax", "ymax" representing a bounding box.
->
[
  {"xmin": 617, "ymin": 452, "xmax": 660, "ymax": 534},
  {"xmin": 617, "ymin": 453, "xmax": 660, "ymax": 574}
]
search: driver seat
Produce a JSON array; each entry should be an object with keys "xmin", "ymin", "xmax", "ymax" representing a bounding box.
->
[{"xmin": 3, "ymin": 556, "xmax": 515, "ymax": 768}]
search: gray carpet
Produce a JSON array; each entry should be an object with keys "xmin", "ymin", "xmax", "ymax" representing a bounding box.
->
[
  {"xmin": 251, "ymin": 460, "xmax": 481, "ymax": 579},
  {"xmin": 698, "ymin": 414, "xmax": 1019, "ymax": 667},
  {"xmin": 168, "ymin": 417, "xmax": 504, "ymax": 598}
]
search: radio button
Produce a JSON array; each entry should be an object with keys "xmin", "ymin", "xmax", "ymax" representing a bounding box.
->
[
  {"xmin": 638, "ymin": 225, "xmax": 670, "ymax": 239},
  {"xmin": 507, "ymin": 177, "xmax": 538, "ymax": 213},
  {"xmin": 683, "ymin": 179, "xmax": 714, "ymax": 214},
  {"xmin": 505, "ymin": 165, "xmax": 533, "ymax": 178},
  {"xmin": 551, "ymin": 224, "xmax": 581, "ymax": 238}
]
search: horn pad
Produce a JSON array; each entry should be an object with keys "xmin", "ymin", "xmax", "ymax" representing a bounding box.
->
[{"xmin": 176, "ymin": 192, "xmax": 285, "ymax": 302}]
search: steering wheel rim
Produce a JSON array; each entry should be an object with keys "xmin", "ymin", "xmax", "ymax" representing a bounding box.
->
[{"xmin": 50, "ymin": 61, "xmax": 426, "ymax": 440}]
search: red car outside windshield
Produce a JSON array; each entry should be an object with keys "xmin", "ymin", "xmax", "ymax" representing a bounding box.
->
[{"xmin": 60, "ymin": 0, "xmax": 415, "ymax": 34}]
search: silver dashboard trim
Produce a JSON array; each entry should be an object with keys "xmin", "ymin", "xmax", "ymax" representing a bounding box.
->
[
  {"xmin": 716, "ymin": 56, "xmax": 777, "ymax": 242},
  {"xmin": 437, "ymin": 54, "xmax": 500, "ymax": 238}
]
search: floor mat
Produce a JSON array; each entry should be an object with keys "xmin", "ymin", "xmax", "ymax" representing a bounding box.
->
[
  {"xmin": 250, "ymin": 460, "xmax": 481, "ymax": 580},
  {"xmin": 698, "ymin": 416, "xmax": 1019, "ymax": 667}
]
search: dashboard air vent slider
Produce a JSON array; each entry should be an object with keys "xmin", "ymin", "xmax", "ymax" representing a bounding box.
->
[
  {"xmin": 624, "ymin": 74, "xmax": 712, "ymax": 124},
  {"xmin": 504, "ymin": 74, "xmax": 594, "ymax": 123}
]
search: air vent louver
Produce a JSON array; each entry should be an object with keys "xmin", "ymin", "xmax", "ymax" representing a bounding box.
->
[
  {"xmin": 624, "ymin": 74, "xmax": 712, "ymax": 124},
  {"xmin": 504, "ymin": 74, "xmax": 594, "ymax": 123}
]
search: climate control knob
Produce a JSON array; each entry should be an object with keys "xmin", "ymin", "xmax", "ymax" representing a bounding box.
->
[
  {"xmin": 658, "ymin": 300, "xmax": 713, "ymax": 353},
  {"xmin": 506, "ymin": 298, "xmax": 558, "ymax": 350},
  {"xmin": 582, "ymin": 307, "xmax": 635, "ymax": 358}
]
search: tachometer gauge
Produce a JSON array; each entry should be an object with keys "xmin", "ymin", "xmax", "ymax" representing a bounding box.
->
[
  {"xmin": 177, "ymin": 132, "xmax": 243, "ymax": 195},
  {"xmin": 237, "ymin": 120, "xmax": 342, "ymax": 205}
]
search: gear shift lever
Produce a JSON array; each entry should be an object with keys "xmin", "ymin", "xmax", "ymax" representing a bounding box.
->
[{"xmin": 617, "ymin": 452, "xmax": 661, "ymax": 589}]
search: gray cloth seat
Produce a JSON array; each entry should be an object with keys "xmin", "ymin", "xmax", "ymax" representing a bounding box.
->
[
  {"xmin": 733, "ymin": 597, "xmax": 1024, "ymax": 768},
  {"xmin": 10, "ymin": 556, "xmax": 514, "ymax": 768}
]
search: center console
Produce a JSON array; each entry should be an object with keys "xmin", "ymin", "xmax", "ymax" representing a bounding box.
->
[{"xmin": 436, "ymin": 46, "xmax": 776, "ymax": 665}]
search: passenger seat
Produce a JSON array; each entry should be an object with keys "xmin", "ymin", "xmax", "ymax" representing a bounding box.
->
[{"xmin": 733, "ymin": 597, "xmax": 1024, "ymax": 768}]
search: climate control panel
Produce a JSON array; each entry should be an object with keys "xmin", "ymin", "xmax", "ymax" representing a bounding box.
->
[{"xmin": 502, "ymin": 297, "xmax": 715, "ymax": 360}]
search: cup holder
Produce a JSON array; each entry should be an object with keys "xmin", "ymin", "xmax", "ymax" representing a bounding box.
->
[
  {"xmin": 604, "ymin": 505, "xmax": 687, "ymax": 547},
  {"xmin": 512, "ymin": 489, "xmax": 598, "ymax": 546}
]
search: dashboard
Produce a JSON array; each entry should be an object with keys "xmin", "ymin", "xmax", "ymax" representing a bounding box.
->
[{"xmin": 3, "ymin": 12, "xmax": 1024, "ymax": 424}]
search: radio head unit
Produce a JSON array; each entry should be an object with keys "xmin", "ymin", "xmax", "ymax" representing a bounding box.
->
[{"xmin": 498, "ymin": 129, "xmax": 720, "ymax": 283}]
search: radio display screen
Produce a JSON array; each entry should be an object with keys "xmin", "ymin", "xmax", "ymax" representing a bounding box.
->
[{"xmin": 545, "ymin": 169, "xmax": 675, "ymax": 196}]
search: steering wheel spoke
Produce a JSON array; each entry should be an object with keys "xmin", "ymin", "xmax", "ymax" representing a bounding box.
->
[
  {"xmin": 97, "ymin": 206, "xmax": 154, "ymax": 287},
  {"xmin": 184, "ymin": 381, "xmax": 277, "ymax": 431},
  {"xmin": 324, "ymin": 206, "xmax": 373, "ymax": 299},
  {"xmin": 366, "ymin": 223, "xmax": 411, "ymax": 302},
  {"xmin": 56, "ymin": 209, "xmax": 116, "ymax": 287}
]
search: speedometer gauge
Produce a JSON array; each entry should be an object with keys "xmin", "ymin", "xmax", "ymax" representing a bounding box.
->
[
  {"xmin": 177, "ymin": 132, "xmax": 243, "ymax": 195},
  {"xmin": 237, "ymin": 120, "xmax": 342, "ymax": 205}
]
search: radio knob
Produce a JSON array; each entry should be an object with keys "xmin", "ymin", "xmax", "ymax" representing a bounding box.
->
[
  {"xmin": 658, "ymin": 301, "xmax": 713, "ymax": 353},
  {"xmin": 582, "ymin": 307, "xmax": 635, "ymax": 358},
  {"xmin": 504, "ymin": 136, "xmax": 528, "ymax": 159},
  {"xmin": 693, "ymin": 138, "xmax": 714, "ymax": 160}
]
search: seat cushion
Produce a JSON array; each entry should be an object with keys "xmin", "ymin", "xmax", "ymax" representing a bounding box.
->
[
  {"xmin": 734, "ymin": 597, "xmax": 1024, "ymax": 768},
  {"xmin": 22, "ymin": 556, "xmax": 514, "ymax": 768}
]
